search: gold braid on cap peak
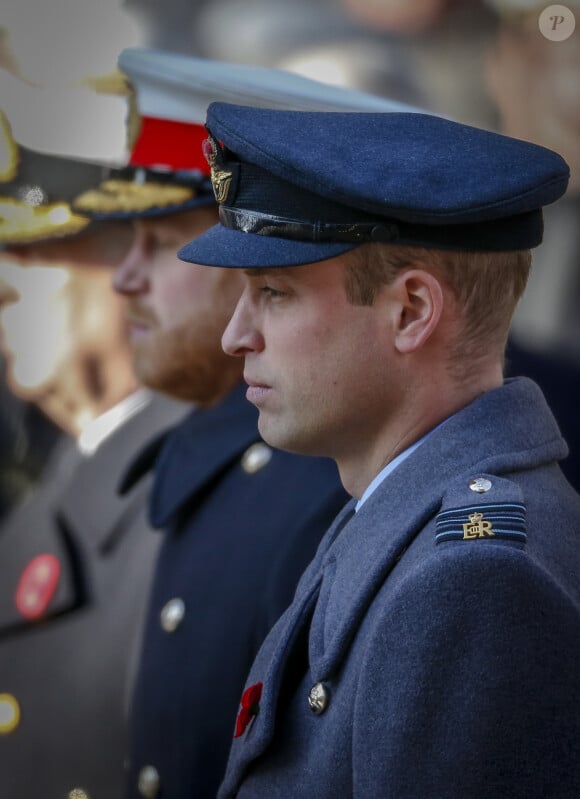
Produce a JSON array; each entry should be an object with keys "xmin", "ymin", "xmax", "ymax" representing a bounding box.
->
[
  {"xmin": 0, "ymin": 198, "xmax": 89, "ymax": 243},
  {"xmin": 74, "ymin": 179, "xmax": 195, "ymax": 214}
]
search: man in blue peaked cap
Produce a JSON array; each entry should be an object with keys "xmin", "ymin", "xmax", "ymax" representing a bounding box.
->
[{"xmin": 179, "ymin": 105, "xmax": 580, "ymax": 798}]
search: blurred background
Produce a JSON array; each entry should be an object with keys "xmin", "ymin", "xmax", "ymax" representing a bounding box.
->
[{"xmin": 1, "ymin": 0, "xmax": 579, "ymax": 508}]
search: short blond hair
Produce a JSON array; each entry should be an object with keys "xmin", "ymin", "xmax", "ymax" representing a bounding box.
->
[{"xmin": 344, "ymin": 243, "xmax": 532, "ymax": 378}]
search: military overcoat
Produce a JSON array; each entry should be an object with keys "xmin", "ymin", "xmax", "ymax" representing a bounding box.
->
[
  {"xmin": 123, "ymin": 381, "xmax": 349, "ymax": 799},
  {"xmin": 220, "ymin": 378, "xmax": 580, "ymax": 799},
  {"xmin": 0, "ymin": 391, "xmax": 188, "ymax": 799}
]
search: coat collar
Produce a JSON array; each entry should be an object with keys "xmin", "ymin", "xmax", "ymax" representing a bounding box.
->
[
  {"xmin": 129, "ymin": 382, "xmax": 261, "ymax": 528},
  {"xmin": 58, "ymin": 391, "xmax": 189, "ymax": 552}
]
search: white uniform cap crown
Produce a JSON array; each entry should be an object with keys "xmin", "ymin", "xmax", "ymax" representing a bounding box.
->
[{"xmin": 118, "ymin": 47, "xmax": 424, "ymax": 123}]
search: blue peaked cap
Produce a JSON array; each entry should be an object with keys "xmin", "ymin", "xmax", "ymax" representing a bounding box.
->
[{"xmin": 178, "ymin": 103, "xmax": 570, "ymax": 268}]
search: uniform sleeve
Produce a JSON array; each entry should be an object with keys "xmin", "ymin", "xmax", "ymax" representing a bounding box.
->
[{"xmin": 352, "ymin": 544, "xmax": 580, "ymax": 799}]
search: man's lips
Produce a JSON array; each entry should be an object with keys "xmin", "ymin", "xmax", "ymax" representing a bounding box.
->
[
  {"xmin": 126, "ymin": 313, "xmax": 157, "ymax": 337},
  {"xmin": 244, "ymin": 376, "xmax": 272, "ymax": 405},
  {"xmin": 126, "ymin": 302, "xmax": 157, "ymax": 327}
]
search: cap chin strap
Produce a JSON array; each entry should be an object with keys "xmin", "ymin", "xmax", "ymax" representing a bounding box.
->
[
  {"xmin": 218, "ymin": 205, "xmax": 544, "ymax": 251},
  {"xmin": 219, "ymin": 206, "xmax": 399, "ymax": 242}
]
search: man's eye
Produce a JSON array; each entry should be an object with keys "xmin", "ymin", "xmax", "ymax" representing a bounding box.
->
[
  {"xmin": 260, "ymin": 286, "xmax": 285, "ymax": 299},
  {"xmin": 144, "ymin": 233, "xmax": 174, "ymax": 254},
  {"xmin": 154, "ymin": 238, "xmax": 175, "ymax": 251}
]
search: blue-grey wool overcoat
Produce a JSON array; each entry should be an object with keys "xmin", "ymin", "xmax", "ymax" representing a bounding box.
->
[{"xmin": 220, "ymin": 377, "xmax": 580, "ymax": 799}]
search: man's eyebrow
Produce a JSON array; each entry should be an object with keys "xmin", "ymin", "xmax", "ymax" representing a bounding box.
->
[{"xmin": 244, "ymin": 268, "xmax": 284, "ymax": 277}]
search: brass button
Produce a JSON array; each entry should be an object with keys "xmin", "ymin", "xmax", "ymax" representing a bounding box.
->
[
  {"xmin": 68, "ymin": 790, "xmax": 91, "ymax": 799},
  {"xmin": 308, "ymin": 682, "xmax": 330, "ymax": 715},
  {"xmin": 138, "ymin": 765, "xmax": 160, "ymax": 798},
  {"xmin": 160, "ymin": 598, "xmax": 185, "ymax": 632},
  {"xmin": 241, "ymin": 443, "xmax": 273, "ymax": 474},
  {"xmin": 469, "ymin": 477, "xmax": 492, "ymax": 493},
  {"xmin": 0, "ymin": 693, "xmax": 20, "ymax": 734}
]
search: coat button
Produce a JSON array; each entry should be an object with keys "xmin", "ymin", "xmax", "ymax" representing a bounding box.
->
[
  {"xmin": 0, "ymin": 693, "xmax": 20, "ymax": 734},
  {"xmin": 241, "ymin": 442, "xmax": 273, "ymax": 474},
  {"xmin": 308, "ymin": 682, "xmax": 330, "ymax": 715},
  {"xmin": 469, "ymin": 477, "xmax": 492, "ymax": 493},
  {"xmin": 68, "ymin": 790, "xmax": 91, "ymax": 799},
  {"xmin": 160, "ymin": 598, "xmax": 185, "ymax": 632},
  {"xmin": 137, "ymin": 765, "xmax": 160, "ymax": 798}
]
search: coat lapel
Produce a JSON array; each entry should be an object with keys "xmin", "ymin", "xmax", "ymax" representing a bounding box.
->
[
  {"xmin": 58, "ymin": 392, "xmax": 188, "ymax": 552},
  {"xmin": 144, "ymin": 383, "xmax": 262, "ymax": 527},
  {"xmin": 220, "ymin": 501, "xmax": 356, "ymax": 794},
  {"xmin": 308, "ymin": 483, "xmax": 441, "ymax": 682}
]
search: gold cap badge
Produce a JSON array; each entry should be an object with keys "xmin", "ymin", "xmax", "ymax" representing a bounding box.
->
[{"xmin": 202, "ymin": 136, "xmax": 232, "ymax": 204}]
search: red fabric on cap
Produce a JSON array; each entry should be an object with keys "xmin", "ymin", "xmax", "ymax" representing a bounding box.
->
[{"xmin": 130, "ymin": 117, "xmax": 210, "ymax": 172}]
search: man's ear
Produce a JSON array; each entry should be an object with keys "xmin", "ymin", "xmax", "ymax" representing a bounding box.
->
[{"xmin": 389, "ymin": 268, "xmax": 445, "ymax": 354}]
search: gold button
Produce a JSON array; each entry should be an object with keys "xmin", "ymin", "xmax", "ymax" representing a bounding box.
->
[
  {"xmin": 138, "ymin": 765, "xmax": 160, "ymax": 798},
  {"xmin": 68, "ymin": 789, "xmax": 91, "ymax": 799},
  {"xmin": 308, "ymin": 682, "xmax": 330, "ymax": 715},
  {"xmin": 241, "ymin": 443, "xmax": 273, "ymax": 474},
  {"xmin": 160, "ymin": 598, "xmax": 185, "ymax": 632},
  {"xmin": 0, "ymin": 693, "xmax": 20, "ymax": 734},
  {"xmin": 469, "ymin": 477, "xmax": 492, "ymax": 493}
]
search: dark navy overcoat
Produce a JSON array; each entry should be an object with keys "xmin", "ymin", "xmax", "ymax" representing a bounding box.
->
[{"xmin": 123, "ymin": 381, "xmax": 348, "ymax": 799}]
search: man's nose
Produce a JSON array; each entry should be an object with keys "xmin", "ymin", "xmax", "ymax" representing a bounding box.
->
[
  {"xmin": 112, "ymin": 231, "xmax": 150, "ymax": 295},
  {"xmin": 221, "ymin": 292, "xmax": 264, "ymax": 357}
]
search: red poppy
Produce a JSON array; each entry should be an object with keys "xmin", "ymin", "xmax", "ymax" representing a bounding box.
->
[{"xmin": 234, "ymin": 681, "xmax": 263, "ymax": 738}]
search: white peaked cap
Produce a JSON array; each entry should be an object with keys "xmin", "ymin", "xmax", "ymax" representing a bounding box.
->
[
  {"xmin": 118, "ymin": 47, "xmax": 425, "ymax": 122},
  {"xmin": 0, "ymin": 69, "xmax": 129, "ymax": 167},
  {"xmin": 70, "ymin": 50, "xmax": 426, "ymax": 220}
]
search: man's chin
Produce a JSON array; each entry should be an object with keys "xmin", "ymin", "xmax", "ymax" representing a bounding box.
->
[
  {"xmin": 257, "ymin": 416, "xmax": 306, "ymax": 456},
  {"xmin": 258, "ymin": 415, "xmax": 334, "ymax": 461}
]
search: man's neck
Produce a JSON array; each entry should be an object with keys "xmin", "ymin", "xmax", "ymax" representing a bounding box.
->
[
  {"xmin": 337, "ymin": 369, "xmax": 503, "ymax": 499},
  {"xmin": 37, "ymin": 364, "xmax": 140, "ymax": 438}
]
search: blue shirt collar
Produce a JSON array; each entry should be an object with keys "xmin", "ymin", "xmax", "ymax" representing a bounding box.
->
[{"xmin": 355, "ymin": 420, "xmax": 447, "ymax": 511}]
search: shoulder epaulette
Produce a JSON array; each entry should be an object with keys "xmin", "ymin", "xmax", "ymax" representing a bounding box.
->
[{"xmin": 435, "ymin": 474, "xmax": 527, "ymax": 546}]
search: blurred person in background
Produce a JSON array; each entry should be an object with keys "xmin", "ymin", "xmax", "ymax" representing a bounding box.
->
[
  {"xmin": 0, "ymin": 78, "xmax": 189, "ymax": 799},
  {"xmin": 0, "ymin": 8, "xmax": 143, "ymax": 514},
  {"xmin": 71, "ymin": 48, "xmax": 420, "ymax": 799},
  {"xmin": 485, "ymin": 0, "xmax": 580, "ymax": 491},
  {"xmin": 1, "ymin": 223, "xmax": 135, "ymax": 435},
  {"xmin": 0, "ymin": 109, "xmax": 62, "ymax": 516},
  {"xmin": 0, "ymin": 356, "xmax": 60, "ymax": 520}
]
